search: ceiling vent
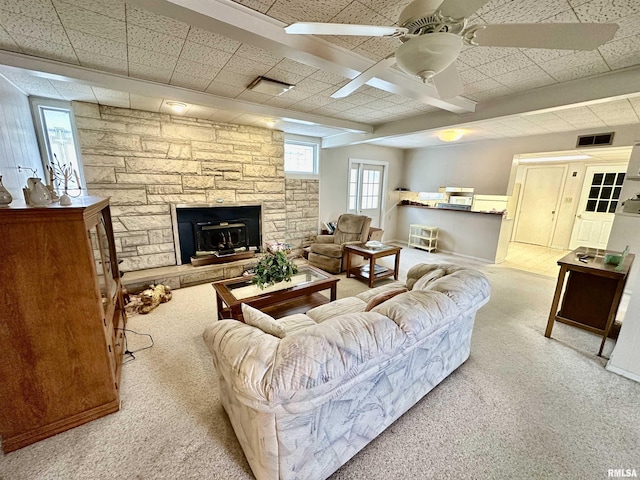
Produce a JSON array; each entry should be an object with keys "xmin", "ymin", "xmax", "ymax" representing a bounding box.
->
[{"xmin": 576, "ymin": 132, "xmax": 614, "ymax": 147}]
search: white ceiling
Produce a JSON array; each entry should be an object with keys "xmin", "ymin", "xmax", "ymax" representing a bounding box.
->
[{"xmin": 0, "ymin": 0, "xmax": 639, "ymax": 148}]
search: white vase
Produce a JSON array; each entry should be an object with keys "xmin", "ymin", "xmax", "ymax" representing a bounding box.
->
[
  {"xmin": 59, "ymin": 193, "xmax": 72, "ymax": 206},
  {"xmin": 0, "ymin": 175, "xmax": 12, "ymax": 207},
  {"xmin": 26, "ymin": 177, "xmax": 51, "ymax": 206}
]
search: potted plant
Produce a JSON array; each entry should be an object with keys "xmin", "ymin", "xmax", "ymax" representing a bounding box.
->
[{"xmin": 252, "ymin": 251, "xmax": 298, "ymax": 289}]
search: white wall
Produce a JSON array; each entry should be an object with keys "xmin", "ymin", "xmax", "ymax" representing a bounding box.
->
[
  {"xmin": 607, "ymin": 141, "xmax": 640, "ymax": 382},
  {"xmin": 0, "ymin": 76, "xmax": 42, "ymax": 200},
  {"xmin": 320, "ymin": 143, "xmax": 404, "ymax": 241}
]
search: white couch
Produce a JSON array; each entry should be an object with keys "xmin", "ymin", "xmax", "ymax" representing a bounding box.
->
[{"xmin": 203, "ymin": 264, "xmax": 491, "ymax": 480}]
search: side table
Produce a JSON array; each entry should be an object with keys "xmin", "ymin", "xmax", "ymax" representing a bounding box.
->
[
  {"xmin": 345, "ymin": 243, "xmax": 401, "ymax": 288},
  {"xmin": 544, "ymin": 246, "xmax": 635, "ymax": 356}
]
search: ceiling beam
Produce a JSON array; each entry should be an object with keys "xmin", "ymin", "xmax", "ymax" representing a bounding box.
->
[
  {"xmin": 126, "ymin": 0, "xmax": 476, "ymax": 114},
  {"xmin": 0, "ymin": 51, "xmax": 373, "ymax": 133},
  {"xmin": 322, "ymin": 65, "xmax": 640, "ymax": 148}
]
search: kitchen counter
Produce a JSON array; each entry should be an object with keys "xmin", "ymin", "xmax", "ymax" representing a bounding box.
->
[{"xmin": 398, "ymin": 203, "xmax": 506, "ymax": 216}]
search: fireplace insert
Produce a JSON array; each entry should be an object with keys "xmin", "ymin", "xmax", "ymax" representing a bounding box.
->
[{"xmin": 195, "ymin": 222, "xmax": 247, "ymax": 256}]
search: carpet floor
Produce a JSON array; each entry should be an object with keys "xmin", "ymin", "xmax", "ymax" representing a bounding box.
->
[{"xmin": 1, "ymin": 246, "xmax": 639, "ymax": 480}]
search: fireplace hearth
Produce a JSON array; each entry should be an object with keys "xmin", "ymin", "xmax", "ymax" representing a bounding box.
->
[{"xmin": 173, "ymin": 205, "xmax": 262, "ymax": 265}]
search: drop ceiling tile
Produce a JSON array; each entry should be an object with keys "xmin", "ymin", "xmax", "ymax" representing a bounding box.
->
[
  {"xmin": 629, "ymin": 96, "xmax": 640, "ymax": 117},
  {"xmin": 353, "ymin": 37, "xmax": 399, "ymax": 62},
  {"xmin": 0, "ymin": 0, "xmax": 59, "ymax": 22},
  {"xmin": 128, "ymin": 62, "xmax": 174, "ymax": 83},
  {"xmin": 0, "ymin": 25, "xmax": 21, "ymax": 53},
  {"xmin": 382, "ymin": 103, "xmax": 417, "ymax": 115},
  {"xmin": 493, "ymin": 65, "xmax": 556, "ymax": 89},
  {"xmin": 459, "ymin": 67, "xmax": 489, "ymax": 85},
  {"xmin": 321, "ymin": 34, "xmax": 364, "ymax": 50},
  {"xmin": 127, "ymin": 24, "xmax": 186, "ymax": 56},
  {"xmin": 235, "ymin": 44, "xmax": 282, "ymax": 67},
  {"xmin": 521, "ymin": 47, "xmax": 574, "ymax": 64},
  {"xmin": 476, "ymin": 51, "xmax": 535, "ymax": 77},
  {"xmin": 128, "ymin": 46, "xmax": 178, "ymax": 70},
  {"xmin": 539, "ymin": 50, "xmax": 607, "ymax": 75},
  {"xmin": 125, "ymin": 5, "xmax": 189, "ymax": 38},
  {"xmin": 267, "ymin": 0, "xmax": 351, "ymax": 24},
  {"xmin": 294, "ymin": 77, "xmax": 333, "ymax": 94},
  {"xmin": 11, "ymin": 34, "xmax": 79, "ymax": 64},
  {"xmin": 574, "ymin": 0, "xmax": 640, "ymax": 23},
  {"xmin": 50, "ymin": 79, "xmax": 93, "ymax": 94},
  {"xmin": 464, "ymin": 78, "xmax": 504, "ymax": 94},
  {"xmin": 587, "ymin": 99, "xmax": 639, "ymax": 123},
  {"xmin": 362, "ymin": 99, "xmax": 395, "ymax": 111},
  {"xmin": 263, "ymin": 67, "xmax": 306, "ymax": 86},
  {"xmin": 222, "ymin": 54, "xmax": 272, "ymax": 76},
  {"xmin": 599, "ymin": 34, "xmax": 640, "ymax": 70},
  {"xmin": 331, "ymin": 1, "xmax": 388, "ymax": 27},
  {"xmin": 343, "ymin": 105, "xmax": 379, "ymax": 116},
  {"xmin": 54, "ymin": 2, "xmax": 126, "ymax": 42},
  {"xmin": 75, "ymin": 49, "xmax": 128, "ymax": 75},
  {"xmin": 185, "ymin": 27, "xmax": 240, "ymax": 54},
  {"xmin": 568, "ymin": 0, "xmax": 591, "ymax": 6},
  {"xmin": 553, "ymin": 105, "xmax": 602, "ymax": 122},
  {"xmin": 384, "ymin": 95, "xmax": 414, "ymax": 105},
  {"xmin": 296, "ymin": 94, "xmax": 336, "ymax": 110},
  {"xmin": 231, "ymin": 0, "xmax": 276, "ymax": 14},
  {"xmin": 0, "ymin": 10, "xmax": 67, "ymax": 44},
  {"xmin": 66, "ymin": 30, "xmax": 127, "ymax": 59},
  {"xmin": 213, "ymin": 70, "xmax": 255, "ymax": 88},
  {"xmin": 179, "ymin": 41, "xmax": 233, "ymax": 69},
  {"xmin": 169, "ymin": 72, "xmax": 213, "ymax": 91},
  {"xmin": 174, "ymin": 58, "xmax": 219, "ymax": 79},
  {"xmin": 458, "ymin": 46, "xmax": 518, "ymax": 67},
  {"xmin": 263, "ymin": 95, "xmax": 298, "ymax": 108},
  {"xmin": 205, "ymin": 82, "xmax": 245, "ymax": 97},
  {"xmin": 277, "ymin": 87, "xmax": 315, "ymax": 102},
  {"xmin": 611, "ymin": 13, "xmax": 640, "ymax": 41},
  {"xmin": 274, "ymin": 58, "xmax": 318, "ymax": 77},
  {"xmin": 476, "ymin": 0, "xmax": 513, "ymax": 16},
  {"xmin": 236, "ymin": 90, "xmax": 273, "ymax": 103},
  {"xmin": 542, "ymin": 7, "xmax": 580, "ymax": 23},
  {"xmin": 56, "ymin": 0, "xmax": 125, "ymax": 21},
  {"xmin": 358, "ymin": 85, "xmax": 391, "ymax": 99},
  {"xmin": 356, "ymin": 0, "xmax": 412, "ymax": 23},
  {"xmin": 548, "ymin": 61, "xmax": 610, "ymax": 82},
  {"xmin": 465, "ymin": 85, "xmax": 514, "ymax": 101},
  {"xmin": 480, "ymin": 0, "xmax": 572, "ymax": 24},
  {"xmin": 129, "ymin": 94, "xmax": 163, "ymax": 112}
]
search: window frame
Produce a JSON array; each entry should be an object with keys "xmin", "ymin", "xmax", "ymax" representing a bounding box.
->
[
  {"xmin": 29, "ymin": 97, "xmax": 86, "ymax": 190},
  {"xmin": 284, "ymin": 134, "xmax": 320, "ymax": 179}
]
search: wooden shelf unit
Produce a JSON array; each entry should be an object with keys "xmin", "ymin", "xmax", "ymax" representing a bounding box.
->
[
  {"xmin": 408, "ymin": 224, "xmax": 439, "ymax": 252},
  {"xmin": 0, "ymin": 196, "xmax": 126, "ymax": 453}
]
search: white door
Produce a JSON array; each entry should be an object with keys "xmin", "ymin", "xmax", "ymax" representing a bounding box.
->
[
  {"xmin": 514, "ymin": 165, "xmax": 566, "ymax": 246},
  {"xmin": 348, "ymin": 162, "xmax": 385, "ymax": 227},
  {"xmin": 569, "ymin": 165, "xmax": 627, "ymax": 250}
]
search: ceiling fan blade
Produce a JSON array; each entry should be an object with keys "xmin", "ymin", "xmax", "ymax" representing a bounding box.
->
[
  {"xmin": 431, "ymin": 64, "xmax": 464, "ymax": 99},
  {"xmin": 470, "ymin": 23, "xmax": 619, "ymax": 50},
  {"xmin": 285, "ymin": 22, "xmax": 407, "ymax": 37},
  {"xmin": 438, "ymin": 0, "xmax": 492, "ymax": 19},
  {"xmin": 331, "ymin": 55, "xmax": 397, "ymax": 98}
]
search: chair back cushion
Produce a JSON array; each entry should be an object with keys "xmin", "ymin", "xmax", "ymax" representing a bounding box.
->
[{"xmin": 334, "ymin": 214, "xmax": 371, "ymax": 244}]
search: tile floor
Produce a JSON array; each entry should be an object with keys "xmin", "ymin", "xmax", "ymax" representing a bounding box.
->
[{"xmin": 501, "ymin": 241, "xmax": 571, "ymax": 278}]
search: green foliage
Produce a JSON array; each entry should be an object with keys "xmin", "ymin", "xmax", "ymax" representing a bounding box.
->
[{"xmin": 251, "ymin": 251, "xmax": 298, "ymax": 289}]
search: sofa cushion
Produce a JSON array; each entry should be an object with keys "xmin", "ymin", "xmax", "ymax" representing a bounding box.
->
[
  {"xmin": 405, "ymin": 263, "xmax": 465, "ymax": 290},
  {"xmin": 277, "ymin": 314, "xmax": 318, "ymax": 335},
  {"xmin": 364, "ymin": 287, "xmax": 408, "ymax": 311},
  {"xmin": 355, "ymin": 281, "xmax": 406, "ymax": 302},
  {"xmin": 307, "ymin": 296, "xmax": 366, "ymax": 323},
  {"xmin": 413, "ymin": 268, "xmax": 446, "ymax": 290},
  {"xmin": 309, "ymin": 242, "xmax": 343, "ymax": 258},
  {"xmin": 242, "ymin": 303, "xmax": 286, "ymax": 338},
  {"xmin": 372, "ymin": 289, "xmax": 458, "ymax": 338},
  {"xmin": 427, "ymin": 269, "xmax": 491, "ymax": 312}
]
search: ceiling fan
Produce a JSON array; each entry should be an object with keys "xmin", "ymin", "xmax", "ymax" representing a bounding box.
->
[{"xmin": 284, "ymin": 0, "xmax": 619, "ymax": 100}]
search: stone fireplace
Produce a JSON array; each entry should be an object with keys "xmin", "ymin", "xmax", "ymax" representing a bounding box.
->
[{"xmin": 172, "ymin": 204, "xmax": 262, "ymax": 264}]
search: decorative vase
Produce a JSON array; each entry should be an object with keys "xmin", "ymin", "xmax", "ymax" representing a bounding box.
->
[
  {"xmin": 59, "ymin": 193, "xmax": 72, "ymax": 206},
  {"xmin": 26, "ymin": 177, "xmax": 51, "ymax": 206},
  {"xmin": 0, "ymin": 175, "xmax": 12, "ymax": 207}
]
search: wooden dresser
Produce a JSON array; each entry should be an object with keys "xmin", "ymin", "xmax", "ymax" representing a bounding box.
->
[{"xmin": 0, "ymin": 196, "xmax": 126, "ymax": 453}]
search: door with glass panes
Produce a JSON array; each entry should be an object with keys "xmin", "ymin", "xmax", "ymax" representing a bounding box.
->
[
  {"xmin": 348, "ymin": 161, "xmax": 385, "ymax": 228},
  {"xmin": 569, "ymin": 165, "xmax": 626, "ymax": 250}
]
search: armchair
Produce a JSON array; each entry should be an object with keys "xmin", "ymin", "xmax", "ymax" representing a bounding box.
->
[{"xmin": 308, "ymin": 214, "xmax": 371, "ymax": 274}]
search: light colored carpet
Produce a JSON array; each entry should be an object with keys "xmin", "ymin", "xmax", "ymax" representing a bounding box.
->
[{"xmin": 2, "ymin": 246, "xmax": 639, "ymax": 480}]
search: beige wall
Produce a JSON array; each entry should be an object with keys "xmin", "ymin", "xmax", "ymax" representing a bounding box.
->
[
  {"xmin": 320, "ymin": 143, "xmax": 404, "ymax": 241},
  {"xmin": 72, "ymin": 101, "xmax": 318, "ymax": 272},
  {"xmin": 0, "ymin": 76, "xmax": 42, "ymax": 199}
]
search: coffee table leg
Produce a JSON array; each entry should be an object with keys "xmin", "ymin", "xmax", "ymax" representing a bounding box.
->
[
  {"xmin": 394, "ymin": 251, "xmax": 400, "ymax": 280},
  {"xmin": 216, "ymin": 294, "xmax": 223, "ymax": 320},
  {"xmin": 346, "ymin": 250, "xmax": 352, "ymax": 278},
  {"xmin": 369, "ymin": 255, "xmax": 375, "ymax": 288},
  {"xmin": 330, "ymin": 283, "xmax": 337, "ymax": 301}
]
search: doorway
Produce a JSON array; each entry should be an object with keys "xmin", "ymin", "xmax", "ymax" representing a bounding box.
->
[{"xmin": 347, "ymin": 159, "xmax": 387, "ymax": 228}]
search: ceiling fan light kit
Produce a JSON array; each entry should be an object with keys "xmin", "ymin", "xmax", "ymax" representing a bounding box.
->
[{"xmin": 284, "ymin": 0, "xmax": 619, "ymax": 101}]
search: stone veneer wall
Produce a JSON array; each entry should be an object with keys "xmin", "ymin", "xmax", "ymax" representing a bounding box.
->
[{"xmin": 72, "ymin": 102, "xmax": 318, "ymax": 272}]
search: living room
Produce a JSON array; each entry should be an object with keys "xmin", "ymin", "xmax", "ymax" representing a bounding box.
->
[{"xmin": 1, "ymin": 0, "xmax": 640, "ymax": 478}]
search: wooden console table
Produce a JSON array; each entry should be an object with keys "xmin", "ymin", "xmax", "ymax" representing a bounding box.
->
[{"xmin": 545, "ymin": 246, "xmax": 634, "ymax": 356}]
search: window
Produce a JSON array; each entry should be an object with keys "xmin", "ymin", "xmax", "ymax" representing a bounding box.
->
[
  {"xmin": 284, "ymin": 138, "xmax": 319, "ymax": 176},
  {"xmin": 30, "ymin": 98, "xmax": 84, "ymax": 194},
  {"xmin": 585, "ymin": 171, "xmax": 625, "ymax": 214}
]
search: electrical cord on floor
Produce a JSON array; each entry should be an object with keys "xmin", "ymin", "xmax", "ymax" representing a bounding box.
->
[{"xmin": 116, "ymin": 328, "xmax": 154, "ymax": 364}]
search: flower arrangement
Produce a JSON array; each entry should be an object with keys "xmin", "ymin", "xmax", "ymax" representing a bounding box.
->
[
  {"xmin": 251, "ymin": 251, "xmax": 298, "ymax": 289},
  {"xmin": 47, "ymin": 153, "xmax": 81, "ymax": 196}
]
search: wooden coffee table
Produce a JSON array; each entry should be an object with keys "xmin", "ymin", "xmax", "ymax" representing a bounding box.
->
[
  {"xmin": 345, "ymin": 243, "xmax": 402, "ymax": 288},
  {"xmin": 212, "ymin": 264, "xmax": 338, "ymax": 321}
]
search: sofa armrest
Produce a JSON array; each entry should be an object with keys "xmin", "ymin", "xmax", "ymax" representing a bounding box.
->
[{"xmin": 314, "ymin": 234, "xmax": 335, "ymax": 244}]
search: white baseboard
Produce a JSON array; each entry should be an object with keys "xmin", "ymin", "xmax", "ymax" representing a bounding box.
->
[{"xmin": 606, "ymin": 362, "xmax": 640, "ymax": 383}]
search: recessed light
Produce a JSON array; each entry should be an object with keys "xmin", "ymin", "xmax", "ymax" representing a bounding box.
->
[
  {"xmin": 248, "ymin": 77, "xmax": 295, "ymax": 96},
  {"xmin": 264, "ymin": 119, "xmax": 276, "ymax": 128},
  {"xmin": 166, "ymin": 101, "xmax": 188, "ymax": 113},
  {"xmin": 437, "ymin": 129, "xmax": 465, "ymax": 142}
]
